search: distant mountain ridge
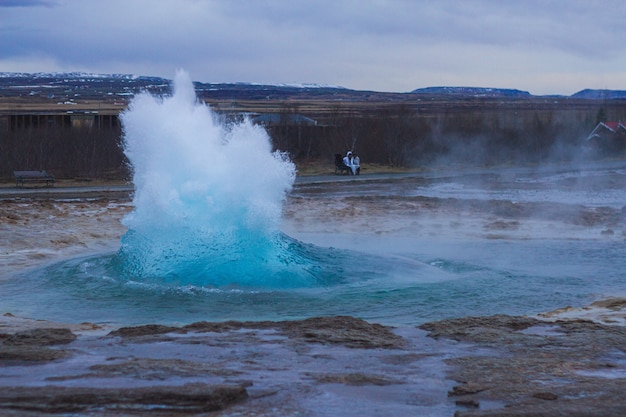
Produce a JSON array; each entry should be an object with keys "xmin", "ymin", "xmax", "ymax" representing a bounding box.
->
[
  {"xmin": 411, "ymin": 86, "xmax": 532, "ymax": 98},
  {"xmin": 0, "ymin": 72, "xmax": 140, "ymax": 79},
  {"xmin": 0, "ymin": 72, "xmax": 353, "ymax": 101},
  {"xmin": 570, "ymin": 89, "xmax": 626, "ymax": 100},
  {"xmin": 0, "ymin": 72, "xmax": 624, "ymax": 101},
  {"xmin": 0, "ymin": 72, "xmax": 344, "ymax": 90}
]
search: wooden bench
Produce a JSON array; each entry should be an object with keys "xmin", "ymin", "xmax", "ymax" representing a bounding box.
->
[
  {"xmin": 13, "ymin": 170, "xmax": 55, "ymax": 188},
  {"xmin": 334, "ymin": 154, "xmax": 351, "ymax": 175}
]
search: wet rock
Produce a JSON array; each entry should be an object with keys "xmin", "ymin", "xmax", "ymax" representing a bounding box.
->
[
  {"xmin": 48, "ymin": 357, "xmax": 243, "ymax": 381},
  {"xmin": 277, "ymin": 316, "xmax": 405, "ymax": 349},
  {"xmin": 532, "ymin": 392, "xmax": 558, "ymax": 400},
  {"xmin": 483, "ymin": 220, "xmax": 520, "ymax": 231},
  {"xmin": 108, "ymin": 324, "xmax": 182, "ymax": 338},
  {"xmin": 112, "ymin": 316, "xmax": 405, "ymax": 349},
  {"xmin": 538, "ymin": 300, "xmax": 626, "ymax": 325},
  {"xmin": 422, "ymin": 314, "xmax": 626, "ymax": 417},
  {"xmin": 3, "ymin": 328, "xmax": 76, "ymax": 346},
  {"xmin": 307, "ymin": 372, "xmax": 403, "ymax": 386},
  {"xmin": 589, "ymin": 297, "xmax": 626, "ymax": 310},
  {"xmin": 0, "ymin": 345, "xmax": 69, "ymax": 362},
  {"xmin": 182, "ymin": 320, "xmax": 275, "ymax": 333},
  {"xmin": 449, "ymin": 383, "xmax": 490, "ymax": 396},
  {"xmin": 419, "ymin": 314, "xmax": 541, "ymax": 342},
  {"xmin": 455, "ymin": 398, "xmax": 480, "ymax": 408},
  {"xmin": 574, "ymin": 206, "xmax": 622, "ymax": 227},
  {"xmin": 0, "ymin": 328, "xmax": 76, "ymax": 363},
  {"xmin": 0, "ymin": 383, "xmax": 247, "ymax": 414}
]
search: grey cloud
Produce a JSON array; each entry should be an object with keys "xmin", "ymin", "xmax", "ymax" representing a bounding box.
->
[
  {"xmin": 212, "ymin": 0, "xmax": 625, "ymax": 61},
  {"xmin": 0, "ymin": 0, "xmax": 58, "ymax": 7},
  {"xmin": 0, "ymin": 0, "xmax": 624, "ymax": 94}
]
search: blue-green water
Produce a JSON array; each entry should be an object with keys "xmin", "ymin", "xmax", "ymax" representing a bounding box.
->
[{"xmin": 3, "ymin": 235, "xmax": 624, "ymax": 326}]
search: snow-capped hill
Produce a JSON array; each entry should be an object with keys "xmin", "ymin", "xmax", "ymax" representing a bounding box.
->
[
  {"xmin": 0, "ymin": 72, "xmax": 345, "ymax": 89},
  {"xmin": 0, "ymin": 72, "xmax": 140, "ymax": 80},
  {"xmin": 1, "ymin": 72, "xmax": 623, "ymax": 101},
  {"xmin": 243, "ymin": 82, "xmax": 347, "ymax": 89}
]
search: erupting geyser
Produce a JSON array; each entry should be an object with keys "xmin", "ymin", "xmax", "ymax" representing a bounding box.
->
[{"xmin": 116, "ymin": 70, "xmax": 302, "ymax": 288}]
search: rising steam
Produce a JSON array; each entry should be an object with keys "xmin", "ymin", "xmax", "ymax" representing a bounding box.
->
[{"xmin": 116, "ymin": 70, "xmax": 301, "ymax": 288}]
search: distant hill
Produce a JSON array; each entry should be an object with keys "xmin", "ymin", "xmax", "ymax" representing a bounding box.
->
[
  {"xmin": 0, "ymin": 72, "xmax": 171, "ymax": 100},
  {"xmin": 411, "ymin": 86, "xmax": 532, "ymax": 98},
  {"xmin": 0, "ymin": 72, "xmax": 354, "ymax": 102},
  {"xmin": 0, "ymin": 72, "xmax": 624, "ymax": 102},
  {"xmin": 571, "ymin": 89, "xmax": 626, "ymax": 100}
]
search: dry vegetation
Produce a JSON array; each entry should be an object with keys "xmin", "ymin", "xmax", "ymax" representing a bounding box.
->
[{"xmin": 1, "ymin": 94, "xmax": 625, "ymax": 181}]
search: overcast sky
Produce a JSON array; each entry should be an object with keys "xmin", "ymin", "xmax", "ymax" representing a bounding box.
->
[{"xmin": 1, "ymin": 0, "xmax": 625, "ymax": 95}]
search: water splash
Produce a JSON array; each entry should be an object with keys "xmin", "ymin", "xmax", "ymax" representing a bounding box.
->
[{"xmin": 116, "ymin": 70, "xmax": 302, "ymax": 288}]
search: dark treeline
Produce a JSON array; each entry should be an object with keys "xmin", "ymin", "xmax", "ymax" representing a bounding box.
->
[
  {"xmin": 269, "ymin": 103, "xmax": 623, "ymax": 167},
  {"xmin": 0, "ymin": 102, "xmax": 624, "ymax": 180},
  {"xmin": 0, "ymin": 124, "xmax": 128, "ymax": 180}
]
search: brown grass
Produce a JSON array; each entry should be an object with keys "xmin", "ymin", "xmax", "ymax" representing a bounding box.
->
[{"xmin": 294, "ymin": 160, "xmax": 420, "ymax": 176}]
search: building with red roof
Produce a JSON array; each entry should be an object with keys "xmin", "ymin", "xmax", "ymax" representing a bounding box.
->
[{"xmin": 585, "ymin": 121, "xmax": 626, "ymax": 155}]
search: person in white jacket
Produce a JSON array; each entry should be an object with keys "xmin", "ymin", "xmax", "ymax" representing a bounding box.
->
[
  {"xmin": 342, "ymin": 151, "xmax": 362, "ymax": 175},
  {"xmin": 352, "ymin": 154, "xmax": 360, "ymax": 175},
  {"xmin": 343, "ymin": 151, "xmax": 356, "ymax": 175}
]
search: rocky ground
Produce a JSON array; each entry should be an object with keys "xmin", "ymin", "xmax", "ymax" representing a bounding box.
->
[
  {"xmin": 1, "ymin": 302, "xmax": 625, "ymax": 416},
  {"xmin": 422, "ymin": 300, "xmax": 626, "ymax": 417},
  {"xmin": 0, "ymin": 196, "xmax": 131, "ymax": 277}
]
